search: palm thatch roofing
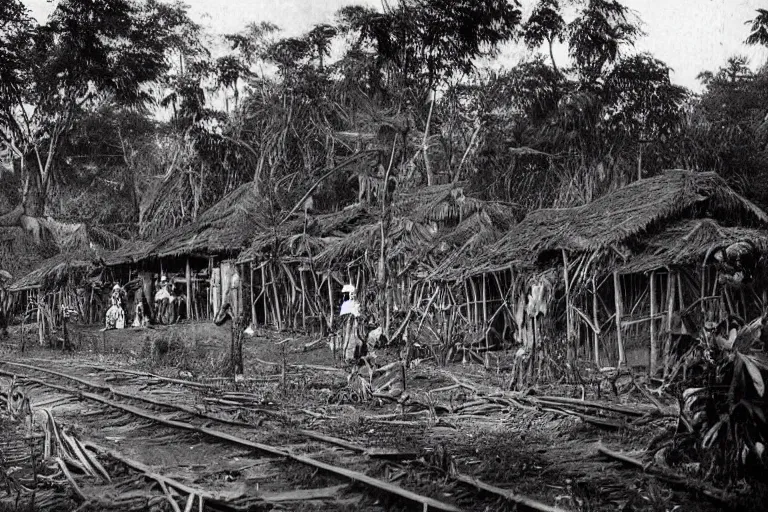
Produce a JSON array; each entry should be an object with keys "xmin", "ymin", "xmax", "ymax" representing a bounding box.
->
[
  {"xmin": 147, "ymin": 182, "xmax": 268, "ymax": 259},
  {"xmin": 315, "ymin": 184, "xmax": 519, "ymax": 272},
  {"xmin": 617, "ymin": 218, "xmax": 768, "ymax": 274},
  {"xmin": 0, "ymin": 227, "xmax": 52, "ymax": 286},
  {"xmin": 102, "ymin": 239, "xmax": 156, "ymax": 266},
  {"xmin": 445, "ymin": 170, "xmax": 768, "ymax": 279},
  {"xmin": 3, "ymin": 217, "xmax": 124, "ymax": 292},
  {"xmin": 237, "ymin": 204, "xmax": 375, "ymax": 265},
  {"xmin": 8, "ymin": 249, "xmax": 100, "ymax": 292}
]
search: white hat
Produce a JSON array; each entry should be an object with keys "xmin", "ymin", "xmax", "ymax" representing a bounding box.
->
[
  {"xmin": 160, "ymin": 275, "xmax": 167, "ymax": 282},
  {"xmin": 342, "ymin": 284, "xmax": 356, "ymax": 293},
  {"xmin": 112, "ymin": 284, "xmax": 121, "ymax": 290}
]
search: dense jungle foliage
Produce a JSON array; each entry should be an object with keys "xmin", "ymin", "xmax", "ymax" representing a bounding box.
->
[{"xmin": 1, "ymin": 0, "xmax": 768, "ymax": 237}]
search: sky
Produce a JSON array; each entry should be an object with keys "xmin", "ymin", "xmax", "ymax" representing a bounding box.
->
[{"xmin": 21, "ymin": 0, "xmax": 768, "ymax": 92}]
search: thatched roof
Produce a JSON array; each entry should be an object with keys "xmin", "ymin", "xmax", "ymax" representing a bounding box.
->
[
  {"xmin": 103, "ymin": 239, "xmax": 156, "ymax": 266},
  {"xmin": 0, "ymin": 227, "xmax": 51, "ymax": 285},
  {"xmin": 316, "ymin": 185, "xmax": 519, "ymax": 272},
  {"xmin": 150, "ymin": 183, "xmax": 268, "ymax": 259},
  {"xmin": 237, "ymin": 204, "xmax": 374, "ymax": 264},
  {"xmin": 617, "ymin": 218, "xmax": 768, "ymax": 275},
  {"xmin": 9, "ymin": 249, "xmax": 100, "ymax": 292},
  {"xmin": 458, "ymin": 170, "xmax": 768, "ymax": 278},
  {"xmin": 2, "ymin": 218, "xmax": 123, "ymax": 291}
]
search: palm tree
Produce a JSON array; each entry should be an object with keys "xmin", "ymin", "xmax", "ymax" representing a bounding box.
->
[
  {"xmin": 746, "ymin": 9, "xmax": 768, "ymax": 47},
  {"xmin": 523, "ymin": 0, "xmax": 566, "ymax": 74}
]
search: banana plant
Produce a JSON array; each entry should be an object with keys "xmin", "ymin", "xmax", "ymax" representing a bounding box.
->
[{"xmin": 681, "ymin": 316, "xmax": 768, "ymax": 480}]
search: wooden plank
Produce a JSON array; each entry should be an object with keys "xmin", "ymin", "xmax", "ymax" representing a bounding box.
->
[
  {"xmin": 261, "ymin": 485, "xmax": 348, "ymax": 503},
  {"xmin": 649, "ymin": 271, "xmax": 657, "ymax": 375},
  {"xmin": 85, "ymin": 442, "xmax": 236, "ymax": 504},
  {"xmin": 664, "ymin": 272, "xmax": 676, "ymax": 377},
  {"xmin": 592, "ymin": 277, "xmax": 600, "ymax": 366},
  {"xmin": 250, "ymin": 263, "xmax": 256, "ymax": 326},
  {"xmin": 454, "ymin": 473, "xmax": 568, "ymax": 512},
  {"xmin": 563, "ymin": 250, "xmax": 574, "ymax": 356},
  {"xmin": 185, "ymin": 259, "xmax": 192, "ymax": 320},
  {"xmin": 613, "ymin": 271, "xmax": 625, "ymax": 366}
]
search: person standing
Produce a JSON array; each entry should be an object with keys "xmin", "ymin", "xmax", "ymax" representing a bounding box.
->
[{"xmin": 104, "ymin": 283, "xmax": 126, "ymax": 330}]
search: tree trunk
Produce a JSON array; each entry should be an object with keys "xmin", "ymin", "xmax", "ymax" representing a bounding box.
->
[{"xmin": 548, "ymin": 38, "xmax": 560, "ymax": 75}]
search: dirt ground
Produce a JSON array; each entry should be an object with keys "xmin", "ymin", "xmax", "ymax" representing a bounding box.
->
[{"xmin": 0, "ymin": 321, "xmax": 762, "ymax": 512}]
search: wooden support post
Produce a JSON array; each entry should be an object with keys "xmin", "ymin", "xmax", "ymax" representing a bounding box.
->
[
  {"xmin": 89, "ymin": 286, "xmax": 94, "ymax": 325},
  {"xmin": 700, "ymin": 264, "xmax": 706, "ymax": 315},
  {"xmin": 299, "ymin": 269, "xmax": 306, "ymax": 332},
  {"xmin": 261, "ymin": 263, "xmax": 268, "ymax": 326},
  {"xmin": 327, "ymin": 276, "xmax": 334, "ymax": 331},
  {"xmin": 250, "ymin": 263, "xmax": 256, "ymax": 325},
  {"xmin": 592, "ymin": 277, "xmax": 600, "ymax": 366},
  {"xmin": 649, "ymin": 271, "xmax": 657, "ymax": 376},
  {"xmin": 464, "ymin": 280, "xmax": 471, "ymax": 324},
  {"xmin": 613, "ymin": 271, "xmax": 625, "ymax": 367},
  {"xmin": 482, "ymin": 273, "xmax": 488, "ymax": 356},
  {"xmin": 562, "ymin": 251, "xmax": 574, "ymax": 361},
  {"xmin": 185, "ymin": 258, "xmax": 192, "ymax": 321},
  {"xmin": 269, "ymin": 264, "xmax": 282, "ymax": 330},
  {"xmin": 664, "ymin": 271, "xmax": 676, "ymax": 377}
]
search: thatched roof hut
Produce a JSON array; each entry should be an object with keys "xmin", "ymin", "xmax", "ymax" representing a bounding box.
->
[
  {"xmin": 8, "ymin": 249, "xmax": 100, "ymax": 292},
  {"xmin": 315, "ymin": 184, "xmax": 519, "ymax": 273},
  {"xmin": 617, "ymin": 218, "xmax": 768, "ymax": 275},
  {"xmin": 103, "ymin": 239, "xmax": 156, "ymax": 266},
  {"xmin": 150, "ymin": 182, "xmax": 267, "ymax": 259},
  {"xmin": 459, "ymin": 170, "xmax": 768, "ymax": 278},
  {"xmin": 237, "ymin": 203, "xmax": 374, "ymax": 265}
]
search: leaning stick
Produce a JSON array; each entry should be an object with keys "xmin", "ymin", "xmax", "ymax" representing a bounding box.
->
[{"xmin": 453, "ymin": 472, "xmax": 569, "ymax": 512}]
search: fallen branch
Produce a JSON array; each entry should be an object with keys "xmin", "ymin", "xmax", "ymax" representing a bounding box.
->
[
  {"xmin": 453, "ymin": 472, "xmax": 569, "ymax": 512},
  {"xmin": 596, "ymin": 444, "xmax": 730, "ymax": 505},
  {"xmin": 253, "ymin": 358, "xmax": 342, "ymax": 373},
  {"xmin": 84, "ymin": 442, "xmax": 239, "ymax": 506}
]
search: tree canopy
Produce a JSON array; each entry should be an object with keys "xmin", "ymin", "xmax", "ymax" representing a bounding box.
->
[{"xmin": 0, "ymin": 0, "xmax": 767, "ymax": 244}]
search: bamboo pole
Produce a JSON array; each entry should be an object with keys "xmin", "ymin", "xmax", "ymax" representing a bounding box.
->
[
  {"xmin": 482, "ymin": 273, "xmax": 488, "ymax": 353},
  {"xmin": 327, "ymin": 276, "xmax": 334, "ymax": 331},
  {"xmin": 649, "ymin": 271, "xmax": 657, "ymax": 376},
  {"xmin": 250, "ymin": 263, "xmax": 256, "ymax": 325},
  {"xmin": 592, "ymin": 277, "xmax": 600, "ymax": 366},
  {"xmin": 613, "ymin": 271, "xmax": 626, "ymax": 367},
  {"xmin": 261, "ymin": 263, "xmax": 268, "ymax": 326},
  {"xmin": 664, "ymin": 271, "xmax": 676, "ymax": 377},
  {"xmin": 269, "ymin": 264, "xmax": 282, "ymax": 330},
  {"xmin": 464, "ymin": 280, "xmax": 472, "ymax": 324},
  {"xmin": 562, "ymin": 250, "xmax": 574, "ymax": 361},
  {"xmin": 185, "ymin": 259, "xmax": 192, "ymax": 320},
  {"xmin": 300, "ymin": 269, "xmax": 307, "ymax": 332},
  {"xmin": 468, "ymin": 278, "xmax": 479, "ymax": 329}
]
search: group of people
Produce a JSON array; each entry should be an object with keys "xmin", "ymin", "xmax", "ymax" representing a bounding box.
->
[{"xmin": 104, "ymin": 274, "xmax": 184, "ymax": 330}]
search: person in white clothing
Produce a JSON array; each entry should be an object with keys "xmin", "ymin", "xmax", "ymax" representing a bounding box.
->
[
  {"xmin": 339, "ymin": 284, "xmax": 365, "ymax": 362},
  {"xmin": 104, "ymin": 283, "xmax": 126, "ymax": 330}
]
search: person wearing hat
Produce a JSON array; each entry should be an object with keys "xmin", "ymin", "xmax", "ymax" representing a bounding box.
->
[
  {"xmin": 104, "ymin": 283, "xmax": 126, "ymax": 330},
  {"xmin": 154, "ymin": 275, "xmax": 172, "ymax": 324},
  {"xmin": 338, "ymin": 284, "xmax": 366, "ymax": 362}
]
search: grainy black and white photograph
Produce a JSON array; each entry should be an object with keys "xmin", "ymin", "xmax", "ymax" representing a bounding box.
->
[{"xmin": 2, "ymin": 0, "xmax": 768, "ymax": 510}]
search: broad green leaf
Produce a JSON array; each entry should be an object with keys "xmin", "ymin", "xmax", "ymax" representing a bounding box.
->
[
  {"xmin": 702, "ymin": 418, "xmax": 725, "ymax": 449},
  {"xmin": 741, "ymin": 354, "xmax": 765, "ymax": 397}
]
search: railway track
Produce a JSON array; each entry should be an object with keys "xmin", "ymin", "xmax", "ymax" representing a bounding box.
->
[{"xmin": 0, "ymin": 360, "xmax": 463, "ymax": 512}]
